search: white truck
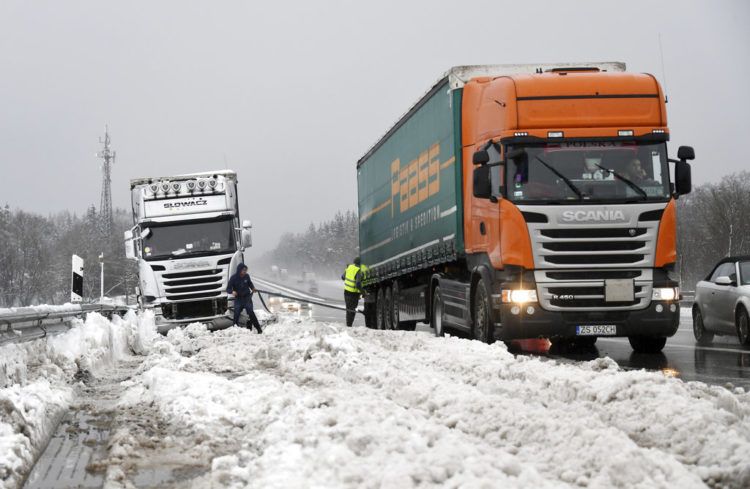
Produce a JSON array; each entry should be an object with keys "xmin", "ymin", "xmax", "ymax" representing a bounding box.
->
[{"xmin": 124, "ymin": 170, "xmax": 252, "ymax": 331}]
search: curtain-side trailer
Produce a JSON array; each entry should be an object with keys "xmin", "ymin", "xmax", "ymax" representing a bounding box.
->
[{"xmin": 357, "ymin": 63, "xmax": 695, "ymax": 353}]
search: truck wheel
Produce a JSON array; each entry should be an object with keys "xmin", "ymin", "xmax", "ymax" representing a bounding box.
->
[
  {"xmin": 431, "ymin": 286, "xmax": 445, "ymax": 337},
  {"xmin": 628, "ymin": 336, "xmax": 667, "ymax": 353},
  {"xmin": 692, "ymin": 307, "xmax": 714, "ymax": 345},
  {"xmin": 737, "ymin": 307, "xmax": 750, "ymax": 346},
  {"xmin": 472, "ymin": 279, "xmax": 494, "ymax": 344},
  {"xmin": 376, "ymin": 288, "xmax": 385, "ymax": 330},
  {"xmin": 384, "ymin": 287, "xmax": 395, "ymax": 330},
  {"xmin": 391, "ymin": 281, "xmax": 401, "ymax": 328}
]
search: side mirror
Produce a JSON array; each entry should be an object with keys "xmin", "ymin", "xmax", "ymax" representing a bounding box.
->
[
  {"xmin": 141, "ymin": 227, "xmax": 152, "ymax": 239},
  {"xmin": 473, "ymin": 150, "xmax": 489, "ymax": 165},
  {"xmin": 124, "ymin": 231, "xmax": 136, "ymax": 260},
  {"xmin": 674, "ymin": 160, "xmax": 692, "ymax": 196},
  {"xmin": 241, "ymin": 229, "xmax": 253, "ymax": 248},
  {"xmin": 242, "ymin": 219, "xmax": 252, "ymax": 229},
  {"xmin": 715, "ymin": 275, "xmax": 735, "ymax": 286},
  {"xmin": 677, "ymin": 146, "xmax": 695, "ymax": 161},
  {"xmin": 473, "ymin": 165, "xmax": 492, "ymax": 199}
]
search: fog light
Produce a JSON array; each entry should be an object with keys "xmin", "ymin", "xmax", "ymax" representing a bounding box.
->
[
  {"xmin": 652, "ymin": 287, "xmax": 678, "ymax": 301},
  {"xmin": 526, "ymin": 306, "xmax": 535, "ymax": 315},
  {"xmin": 670, "ymin": 304, "xmax": 677, "ymax": 313},
  {"xmin": 511, "ymin": 306, "xmax": 521, "ymax": 315},
  {"xmin": 655, "ymin": 304, "xmax": 664, "ymax": 313}
]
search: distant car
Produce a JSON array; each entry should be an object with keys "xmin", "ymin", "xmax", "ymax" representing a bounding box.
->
[{"xmin": 693, "ymin": 256, "xmax": 750, "ymax": 345}]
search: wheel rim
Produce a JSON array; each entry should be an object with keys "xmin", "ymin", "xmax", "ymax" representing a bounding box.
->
[
  {"xmin": 740, "ymin": 313, "xmax": 749, "ymax": 342},
  {"xmin": 693, "ymin": 311, "xmax": 703, "ymax": 339},
  {"xmin": 433, "ymin": 292, "xmax": 443, "ymax": 336},
  {"xmin": 474, "ymin": 287, "xmax": 488, "ymax": 341}
]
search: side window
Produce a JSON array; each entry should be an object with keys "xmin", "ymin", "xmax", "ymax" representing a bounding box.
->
[
  {"xmin": 711, "ymin": 263, "xmax": 734, "ymax": 283},
  {"xmin": 488, "ymin": 145, "xmax": 504, "ymax": 198},
  {"xmin": 740, "ymin": 262, "xmax": 750, "ymax": 286}
]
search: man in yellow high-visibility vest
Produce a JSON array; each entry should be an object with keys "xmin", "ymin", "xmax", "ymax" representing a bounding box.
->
[{"xmin": 341, "ymin": 256, "xmax": 363, "ymax": 327}]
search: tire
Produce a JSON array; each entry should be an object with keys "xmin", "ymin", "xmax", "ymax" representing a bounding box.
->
[
  {"xmin": 431, "ymin": 286, "xmax": 445, "ymax": 337},
  {"xmin": 384, "ymin": 286, "xmax": 394, "ymax": 330},
  {"xmin": 472, "ymin": 279, "xmax": 494, "ymax": 344},
  {"xmin": 391, "ymin": 281, "xmax": 401, "ymax": 329},
  {"xmin": 375, "ymin": 288, "xmax": 385, "ymax": 330},
  {"xmin": 692, "ymin": 307, "xmax": 714, "ymax": 345},
  {"xmin": 737, "ymin": 307, "xmax": 750, "ymax": 346},
  {"xmin": 628, "ymin": 336, "xmax": 667, "ymax": 353}
]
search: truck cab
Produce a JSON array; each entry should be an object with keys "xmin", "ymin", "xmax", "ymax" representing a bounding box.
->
[{"xmin": 124, "ymin": 170, "xmax": 252, "ymax": 332}]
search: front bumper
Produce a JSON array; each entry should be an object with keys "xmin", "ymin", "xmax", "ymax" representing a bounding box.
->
[{"xmin": 494, "ymin": 301, "xmax": 680, "ymax": 340}]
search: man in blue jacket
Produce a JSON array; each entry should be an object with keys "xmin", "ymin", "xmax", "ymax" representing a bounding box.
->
[{"xmin": 227, "ymin": 263, "xmax": 262, "ymax": 333}]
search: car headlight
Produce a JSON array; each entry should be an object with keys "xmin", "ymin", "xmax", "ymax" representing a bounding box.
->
[
  {"xmin": 501, "ymin": 289, "xmax": 538, "ymax": 304},
  {"xmin": 652, "ymin": 287, "xmax": 679, "ymax": 301}
]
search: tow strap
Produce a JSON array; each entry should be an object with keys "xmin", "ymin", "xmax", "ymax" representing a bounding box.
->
[{"xmin": 255, "ymin": 289, "xmax": 364, "ymax": 316}]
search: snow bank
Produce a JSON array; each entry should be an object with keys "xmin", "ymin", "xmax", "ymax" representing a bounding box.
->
[
  {"xmin": 115, "ymin": 320, "xmax": 750, "ymax": 488},
  {"xmin": 0, "ymin": 311, "xmax": 157, "ymax": 489},
  {"xmin": 0, "ymin": 303, "xmax": 81, "ymax": 317}
]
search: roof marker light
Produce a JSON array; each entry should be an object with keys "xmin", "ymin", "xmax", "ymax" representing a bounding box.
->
[
  {"xmin": 149, "ymin": 184, "xmax": 158, "ymax": 193},
  {"xmin": 514, "ymin": 132, "xmax": 528, "ymax": 137},
  {"xmin": 208, "ymin": 179, "xmax": 217, "ymax": 188},
  {"xmin": 160, "ymin": 183, "xmax": 170, "ymax": 193},
  {"xmin": 197, "ymin": 179, "xmax": 207, "ymax": 189},
  {"xmin": 618, "ymin": 130, "xmax": 634, "ymax": 137},
  {"xmin": 186, "ymin": 181, "xmax": 196, "ymax": 191},
  {"xmin": 548, "ymin": 131, "xmax": 564, "ymax": 138},
  {"xmin": 171, "ymin": 182, "xmax": 181, "ymax": 192}
]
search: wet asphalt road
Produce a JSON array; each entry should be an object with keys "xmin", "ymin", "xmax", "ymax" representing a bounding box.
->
[{"xmin": 255, "ymin": 277, "xmax": 750, "ymax": 391}]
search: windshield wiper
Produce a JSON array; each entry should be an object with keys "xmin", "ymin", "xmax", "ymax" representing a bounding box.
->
[
  {"xmin": 531, "ymin": 155, "xmax": 584, "ymax": 200},
  {"xmin": 594, "ymin": 164, "xmax": 648, "ymax": 199}
]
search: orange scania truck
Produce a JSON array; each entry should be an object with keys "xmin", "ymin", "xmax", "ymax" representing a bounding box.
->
[{"xmin": 357, "ymin": 62, "xmax": 694, "ymax": 353}]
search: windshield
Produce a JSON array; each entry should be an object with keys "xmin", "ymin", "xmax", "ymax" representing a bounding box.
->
[
  {"xmin": 142, "ymin": 217, "xmax": 236, "ymax": 260},
  {"xmin": 505, "ymin": 142, "xmax": 671, "ymax": 203}
]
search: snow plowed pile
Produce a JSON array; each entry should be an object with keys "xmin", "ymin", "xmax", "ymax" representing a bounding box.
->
[
  {"xmin": 113, "ymin": 319, "xmax": 750, "ymax": 489},
  {"xmin": 0, "ymin": 311, "xmax": 156, "ymax": 489}
]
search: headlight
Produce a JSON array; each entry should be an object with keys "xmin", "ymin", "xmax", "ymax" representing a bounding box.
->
[
  {"xmin": 501, "ymin": 289, "xmax": 538, "ymax": 304},
  {"xmin": 652, "ymin": 287, "xmax": 679, "ymax": 301}
]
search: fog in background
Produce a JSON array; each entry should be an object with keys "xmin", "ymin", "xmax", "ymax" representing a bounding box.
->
[{"xmin": 1, "ymin": 0, "xmax": 748, "ymax": 253}]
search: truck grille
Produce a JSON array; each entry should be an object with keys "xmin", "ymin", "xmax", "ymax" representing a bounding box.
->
[
  {"xmin": 160, "ymin": 268, "xmax": 226, "ymax": 301},
  {"xmin": 522, "ymin": 203, "xmax": 665, "ymax": 311}
]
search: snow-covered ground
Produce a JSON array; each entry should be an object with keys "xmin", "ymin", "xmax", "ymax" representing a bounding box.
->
[
  {"xmin": 3, "ymin": 311, "xmax": 750, "ymax": 488},
  {"xmin": 0, "ymin": 311, "xmax": 156, "ymax": 489},
  {"xmin": 106, "ymin": 318, "xmax": 749, "ymax": 488}
]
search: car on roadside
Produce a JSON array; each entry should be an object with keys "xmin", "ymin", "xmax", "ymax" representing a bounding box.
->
[{"xmin": 693, "ymin": 256, "xmax": 750, "ymax": 345}]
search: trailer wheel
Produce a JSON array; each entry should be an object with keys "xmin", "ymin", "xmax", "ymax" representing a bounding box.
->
[
  {"xmin": 391, "ymin": 281, "xmax": 401, "ymax": 328},
  {"xmin": 431, "ymin": 286, "xmax": 444, "ymax": 337},
  {"xmin": 472, "ymin": 279, "xmax": 494, "ymax": 344},
  {"xmin": 376, "ymin": 288, "xmax": 385, "ymax": 330},
  {"xmin": 384, "ymin": 287, "xmax": 395, "ymax": 330}
]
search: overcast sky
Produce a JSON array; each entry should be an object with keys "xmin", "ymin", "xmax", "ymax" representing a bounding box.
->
[{"xmin": 1, "ymin": 0, "xmax": 748, "ymax": 252}]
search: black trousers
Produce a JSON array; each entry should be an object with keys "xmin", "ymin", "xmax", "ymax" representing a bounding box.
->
[
  {"xmin": 344, "ymin": 291, "xmax": 360, "ymax": 327},
  {"xmin": 234, "ymin": 299, "xmax": 262, "ymax": 333}
]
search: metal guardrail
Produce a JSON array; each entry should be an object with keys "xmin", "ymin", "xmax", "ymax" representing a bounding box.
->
[{"xmin": 0, "ymin": 303, "xmax": 132, "ymax": 346}]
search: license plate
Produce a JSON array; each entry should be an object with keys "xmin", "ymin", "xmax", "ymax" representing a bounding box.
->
[
  {"xmin": 605, "ymin": 279, "xmax": 634, "ymax": 302},
  {"xmin": 576, "ymin": 325, "xmax": 617, "ymax": 336}
]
